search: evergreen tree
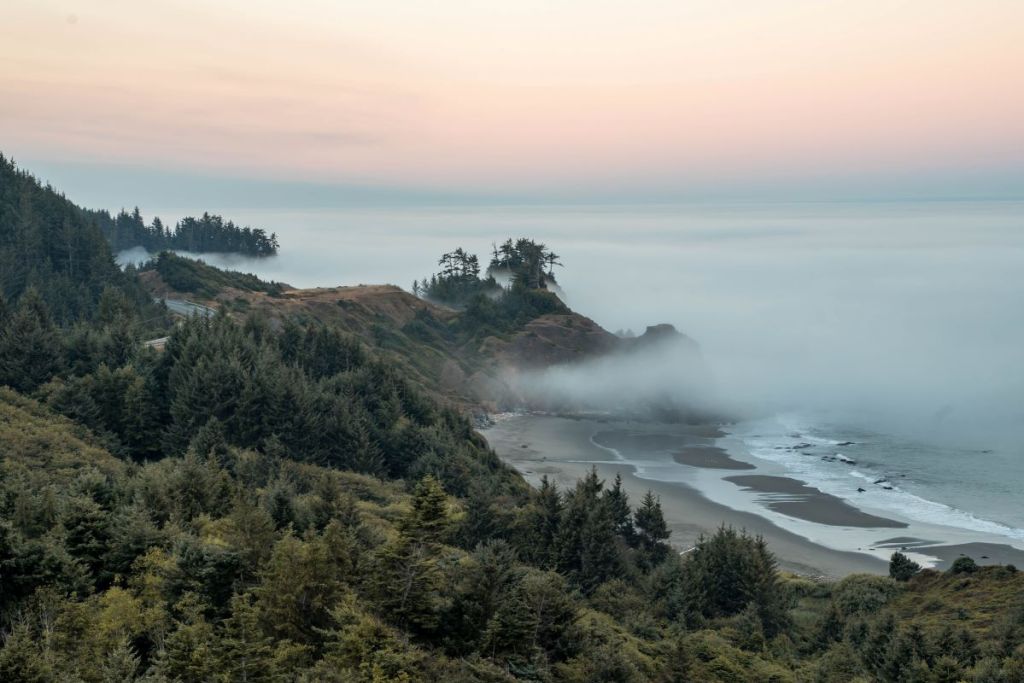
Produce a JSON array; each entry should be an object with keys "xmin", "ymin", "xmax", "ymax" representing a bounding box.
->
[
  {"xmin": 255, "ymin": 533, "xmax": 343, "ymax": 645},
  {"xmin": 402, "ymin": 475, "xmax": 450, "ymax": 544},
  {"xmin": 482, "ymin": 578, "xmax": 540, "ymax": 661},
  {"xmin": 218, "ymin": 593, "xmax": 274, "ymax": 683},
  {"xmin": 889, "ymin": 551, "xmax": 921, "ymax": 582},
  {"xmin": 682, "ymin": 526, "xmax": 788, "ymax": 636},
  {"xmin": 99, "ymin": 636, "xmax": 141, "ymax": 683},
  {"xmin": 525, "ymin": 476, "xmax": 562, "ymax": 568},
  {"xmin": 604, "ymin": 473, "xmax": 634, "ymax": 544},
  {"xmin": 634, "ymin": 490, "xmax": 671, "ymax": 570},
  {"xmin": 556, "ymin": 468, "xmax": 622, "ymax": 593},
  {"xmin": 372, "ymin": 536, "xmax": 444, "ymax": 634},
  {"xmin": 0, "ymin": 287, "xmax": 61, "ymax": 392},
  {"xmin": 158, "ymin": 593, "xmax": 219, "ymax": 683},
  {"xmin": 447, "ymin": 540, "xmax": 518, "ymax": 653},
  {"xmin": 0, "ymin": 623, "xmax": 52, "ymax": 683}
]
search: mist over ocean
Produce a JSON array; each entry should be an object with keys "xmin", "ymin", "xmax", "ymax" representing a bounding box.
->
[{"xmin": 122, "ymin": 199, "xmax": 1024, "ymax": 538}]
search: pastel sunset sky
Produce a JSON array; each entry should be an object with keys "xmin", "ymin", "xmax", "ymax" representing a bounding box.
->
[{"xmin": 2, "ymin": 0, "xmax": 1023, "ymax": 202}]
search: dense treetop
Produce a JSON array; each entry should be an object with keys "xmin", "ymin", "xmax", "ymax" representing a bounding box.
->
[
  {"xmin": 415, "ymin": 238, "xmax": 563, "ymax": 308},
  {"xmin": 143, "ymin": 251, "xmax": 286, "ymax": 298},
  {"xmin": 93, "ymin": 207, "xmax": 279, "ymax": 257}
]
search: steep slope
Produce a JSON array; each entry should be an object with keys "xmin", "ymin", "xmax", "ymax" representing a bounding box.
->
[
  {"xmin": 0, "ymin": 155, "xmax": 157, "ymax": 323},
  {"xmin": 0, "ymin": 387, "xmax": 124, "ymax": 480}
]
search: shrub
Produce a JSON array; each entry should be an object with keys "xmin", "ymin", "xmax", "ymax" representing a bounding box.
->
[
  {"xmin": 888, "ymin": 552, "xmax": 921, "ymax": 582},
  {"xmin": 949, "ymin": 557, "xmax": 978, "ymax": 575},
  {"xmin": 831, "ymin": 575, "xmax": 898, "ymax": 618}
]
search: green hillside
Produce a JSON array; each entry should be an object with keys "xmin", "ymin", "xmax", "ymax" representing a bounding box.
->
[{"xmin": 1, "ymin": 157, "xmax": 1023, "ymax": 682}]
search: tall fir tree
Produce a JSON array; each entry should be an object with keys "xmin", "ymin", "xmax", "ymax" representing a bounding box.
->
[
  {"xmin": 634, "ymin": 490, "xmax": 671, "ymax": 571},
  {"xmin": 0, "ymin": 287, "xmax": 61, "ymax": 392}
]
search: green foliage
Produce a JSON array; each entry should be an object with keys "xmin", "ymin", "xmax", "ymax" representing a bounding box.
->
[
  {"xmin": 0, "ymin": 288, "xmax": 60, "ymax": 392},
  {"xmin": 3, "ymin": 158, "xmax": 1024, "ymax": 682},
  {"xmin": 416, "ymin": 240, "xmax": 570, "ymax": 338},
  {"xmin": 889, "ymin": 551, "xmax": 921, "ymax": 581},
  {"xmin": 555, "ymin": 468, "xmax": 624, "ymax": 594},
  {"xmin": 0, "ymin": 155, "xmax": 158, "ymax": 324},
  {"xmin": 91, "ymin": 206, "xmax": 278, "ymax": 257},
  {"xmin": 489, "ymin": 237, "xmax": 562, "ymax": 290},
  {"xmin": 950, "ymin": 556, "xmax": 978, "ymax": 574},
  {"xmin": 634, "ymin": 490, "xmax": 671, "ymax": 571},
  {"xmin": 682, "ymin": 526, "xmax": 791, "ymax": 637},
  {"xmin": 147, "ymin": 251, "xmax": 285, "ymax": 298},
  {"xmin": 830, "ymin": 574, "xmax": 898, "ymax": 618},
  {"xmin": 416, "ymin": 247, "xmax": 498, "ymax": 305}
]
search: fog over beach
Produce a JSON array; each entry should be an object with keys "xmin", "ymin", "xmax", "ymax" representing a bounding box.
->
[{"xmin": 114, "ymin": 198, "xmax": 1024, "ymax": 574}]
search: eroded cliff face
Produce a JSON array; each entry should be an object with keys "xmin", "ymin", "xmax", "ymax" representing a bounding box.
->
[{"xmin": 490, "ymin": 313, "xmax": 620, "ymax": 368}]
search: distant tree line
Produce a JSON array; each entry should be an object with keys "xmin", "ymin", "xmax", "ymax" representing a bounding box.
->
[{"xmin": 89, "ymin": 207, "xmax": 279, "ymax": 257}]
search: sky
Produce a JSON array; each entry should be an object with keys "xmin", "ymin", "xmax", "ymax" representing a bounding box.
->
[{"xmin": 2, "ymin": 0, "xmax": 1023, "ymax": 203}]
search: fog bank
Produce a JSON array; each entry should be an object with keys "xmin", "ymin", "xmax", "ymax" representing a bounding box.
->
[{"xmin": 125, "ymin": 200, "xmax": 1024, "ymax": 449}]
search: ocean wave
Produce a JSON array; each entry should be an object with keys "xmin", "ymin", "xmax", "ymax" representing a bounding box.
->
[{"xmin": 731, "ymin": 415, "xmax": 1024, "ymax": 543}]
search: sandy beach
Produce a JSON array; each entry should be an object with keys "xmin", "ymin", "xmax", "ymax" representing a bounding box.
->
[
  {"xmin": 482, "ymin": 414, "xmax": 1024, "ymax": 578},
  {"xmin": 724, "ymin": 474, "xmax": 907, "ymax": 528},
  {"xmin": 483, "ymin": 414, "xmax": 888, "ymax": 578}
]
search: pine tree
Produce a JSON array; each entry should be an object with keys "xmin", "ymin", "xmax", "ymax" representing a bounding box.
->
[
  {"xmin": 634, "ymin": 490, "xmax": 671, "ymax": 570},
  {"xmin": 447, "ymin": 540, "xmax": 518, "ymax": 653},
  {"xmin": 402, "ymin": 475, "xmax": 450, "ymax": 544},
  {"xmin": 99, "ymin": 636, "xmax": 141, "ymax": 683},
  {"xmin": 0, "ymin": 623, "xmax": 52, "ymax": 683},
  {"xmin": 188, "ymin": 416, "xmax": 230, "ymax": 463},
  {"xmin": 0, "ymin": 287, "xmax": 61, "ymax": 392},
  {"xmin": 527, "ymin": 476, "xmax": 562, "ymax": 568},
  {"xmin": 218, "ymin": 593, "xmax": 273, "ymax": 683},
  {"xmin": 556, "ymin": 468, "xmax": 621, "ymax": 593},
  {"xmin": 158, "ymin": 593, "xmax": 218, "ymax": 683},
  {"xmin": 255, "ymin": 534, "xmax": 344, "ymax": 645},
  {"xmin": 483, "ymin": 578, "xmax": 540, "ymax": 660},
  {"xmin": 577, "ymin": 495, "xmax": 621, "ymax": 594},
  {"xmin": 889, "ymin": 551, "xmax": 921, "ymax": 581},
  {"xmin": 372, "ymin": 536, "xmax": 444, "ymax": 633},
  {"xmin": 604, "ymin": 473, "xmax": 635, "ymax": 544}
]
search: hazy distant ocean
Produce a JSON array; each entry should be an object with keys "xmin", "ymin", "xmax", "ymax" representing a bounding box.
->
[{"xmin": 120, "ymin": 200, "xmax": 1024, "ymax": 545}]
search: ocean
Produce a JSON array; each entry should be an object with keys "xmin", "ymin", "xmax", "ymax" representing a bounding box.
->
[{"xmin": 120, "ymin": 199, "xmax": 1024, "ymax": 555}]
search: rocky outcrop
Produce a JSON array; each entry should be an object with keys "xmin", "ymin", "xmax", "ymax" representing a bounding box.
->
[{"xmin": 496, "ymin": 313, "xmax": 621, "ymax": 368}]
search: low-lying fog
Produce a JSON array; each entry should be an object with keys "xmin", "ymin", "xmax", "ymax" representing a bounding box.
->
[{"xmin": 126, "ymin": 201, "xmax": 1024, "ymax": 450}]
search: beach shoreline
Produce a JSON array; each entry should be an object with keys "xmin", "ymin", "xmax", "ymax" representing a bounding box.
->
[
  {"xmin": 482, "ymin": 413, "xmax": 1024, "ymax": 578},
  {"xmin": 482, "ymin": 413, "xmax": 888, "ymax": 578}
]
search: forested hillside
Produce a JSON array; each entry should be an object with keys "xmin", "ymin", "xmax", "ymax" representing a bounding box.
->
[
  {"xmin": 0, "ymin": 155, "xmax": 158, "ymax": 324},
  {"xmin": 2, "ymin": 158, "xmax": 1024, "ymax": 682}
]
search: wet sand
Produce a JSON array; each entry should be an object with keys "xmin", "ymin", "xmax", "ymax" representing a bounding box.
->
[
  {"xmin": 724, "ymin": 475, "xmax": 907, "ymax": 528},
  {"xmin": 872, "ymin": 538, "xmax": 1024, "ymax": 569},
  {"xmin": 591, "ymin": 430, "xmax": 754, "ymax": 470},
  {"xmin": 483, "ymin": 414, "xmax": 887, "ymax": 578},
  {"xmin": 674, "ymin": 445, "xmax": 756, "ymax": 470}
]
